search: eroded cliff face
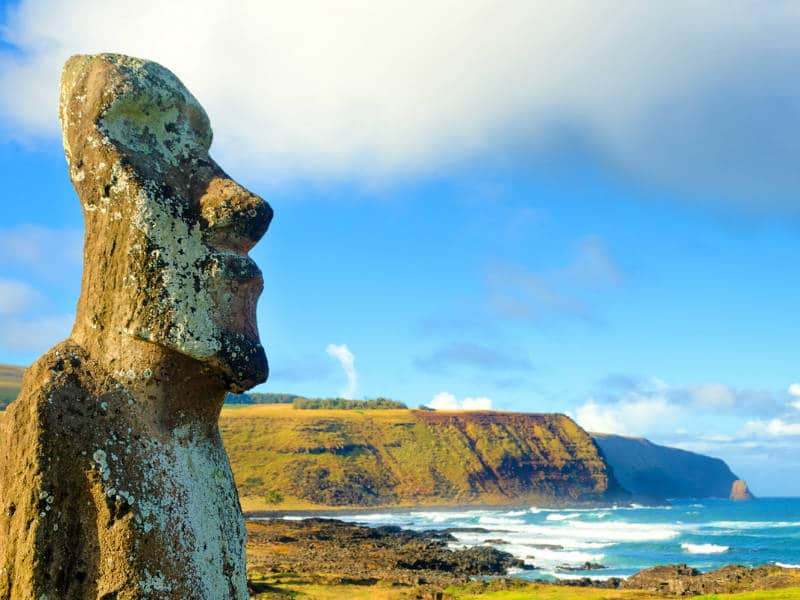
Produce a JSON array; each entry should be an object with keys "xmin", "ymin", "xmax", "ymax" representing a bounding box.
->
[
  {"xmin": 592, "ymin": 433, "xmax": 739, "ymax": 501},
  {"xmin": 220, "ymin": 406, "xmax": 628, "ymax": 510}
]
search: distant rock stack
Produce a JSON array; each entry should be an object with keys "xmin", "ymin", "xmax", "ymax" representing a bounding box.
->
[
  {"xmin": 729, "ymin": 479, "xmax": 754, "ymax": 501},
  {"xmin": 0, "ymin": 54, "xmax": 272, "ymax": 599}
]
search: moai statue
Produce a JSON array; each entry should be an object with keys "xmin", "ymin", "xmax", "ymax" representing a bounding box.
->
[{"xmin": 0, "ymin": 53, "xmax": 272, "ymax": 599}]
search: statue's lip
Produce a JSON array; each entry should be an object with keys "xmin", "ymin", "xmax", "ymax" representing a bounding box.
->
[{"xmin": 207, "ymin": 252, "xmax": 262, "ymax": 282}]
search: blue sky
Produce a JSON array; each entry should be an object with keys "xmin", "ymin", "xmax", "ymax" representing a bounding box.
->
[{"xmin": 2, "ymin": 1, "xmax": 800, "ymax": 495}]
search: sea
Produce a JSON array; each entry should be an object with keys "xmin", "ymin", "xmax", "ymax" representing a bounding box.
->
[{"xmin": 287, "ymin": 498, "xmax": 800, "ymax": 581}]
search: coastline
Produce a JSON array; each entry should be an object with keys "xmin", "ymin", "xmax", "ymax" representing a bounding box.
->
[
  {"xmin": 245, "ymin": 515, "xmax": 800, "ymax": 599},
  {"xmin": 243, "ymin": 498, "xmax": 659, "ymax": 519}
]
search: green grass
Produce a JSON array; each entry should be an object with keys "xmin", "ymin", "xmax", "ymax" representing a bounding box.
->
[
  {"xmin": 695, "ymin": 590, "xmax": 800, "ymax": 600},
  {"xmin": 445, "ymin": 584, "xmax": 800, "ymax": 599},
  {"xmin": 249, "ymin": 574, "xmax": 800, "ymax": 600}
]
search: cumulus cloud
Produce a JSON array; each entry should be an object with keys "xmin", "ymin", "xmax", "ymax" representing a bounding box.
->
[
  {"xmin": 429, "ymin": 391, "xmax": 492, "ymax": 411},
  {"xmin": 486, "ymin": 236, "xmax": 622, "ymax": 321},
  {"xmin": 573, "ymin": 396, "xmax": 677, "ymax": 436},
  {"xmin": 789, "ymin": 384, "xmax": 800, "ymax": 410},
  {"xmin": 326, "ymin": 343, "xmax": 357, "ymax": 399},
  {"xmin": 572, "ymin": 376, "xmax": 792, "ymax": 439},
  {"xmin": 2, "ymin": 1, "xmax": 800, "ymax": 208},
  {"xmin": 744, "ymin": 418, "xmax": 800, "ymax": 437}
]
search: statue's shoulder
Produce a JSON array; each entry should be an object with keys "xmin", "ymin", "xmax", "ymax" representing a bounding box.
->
[{"xmin": 3, "ymin": 340, "xmax": 109, "ymax": 431}]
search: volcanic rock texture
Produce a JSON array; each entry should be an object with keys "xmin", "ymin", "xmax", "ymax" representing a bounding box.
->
[{"xmin": 0, "ymin": 54, "xmax": 271, "ymax": 599}]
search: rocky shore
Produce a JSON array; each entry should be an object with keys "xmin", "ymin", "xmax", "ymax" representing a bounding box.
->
[
  {"xmin": 246, "ymin": 517, "xmax": 529, "ymax": 592},
  {"xmin": 245, "ymin": 518, "xmax": 800, "ymax": 599}
]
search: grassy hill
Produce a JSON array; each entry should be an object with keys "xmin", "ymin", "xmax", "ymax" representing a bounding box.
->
[
  {"xmin": 0, "ymin": 365, "xmax": 24, "ymax": 411},
  {"xmin": 219, "ymin": 404, "xmax": 625, "ymax": 512}
]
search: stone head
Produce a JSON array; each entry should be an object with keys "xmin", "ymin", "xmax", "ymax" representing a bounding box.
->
[{"xmin": 59, "ymin": 54, "xmax": 272, "ymax": 392}]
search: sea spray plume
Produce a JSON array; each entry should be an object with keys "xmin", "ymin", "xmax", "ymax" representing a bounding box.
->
[{"xmin": 327, "ymin": 343, "xmax": 357, "ymax": 399}]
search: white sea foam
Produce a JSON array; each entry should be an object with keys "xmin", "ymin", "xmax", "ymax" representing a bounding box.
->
[
  {"xmin": 546, "ymin": 513, "xmax": 581, "ymax": 521},
  {"xmin": 544, "ymin": 571, "xmax": 626, "ymax": 582},
  {"xmin": 775, "ymin": 562, "xmax": 800, "ymax": 569},
  {"xmin": 682, "ymin": 543, "xmax": 729, "ymax": 554},
  {"xmin": 501, "ymin": 509, "xmax": 528, "ymax": 517},
  {"xmin": 501, "ymin": 545, "xmax": 604, "ymax": 568},
  {"xmin": 707, "ymin": 520, "xmax": 800, "ymax": 530},
  {"xmin": 564, "ymin": 520, "xmax": 680, "ymax": 542},
  {"xmin": 477, "ymin": 515, "xmax": 525, "ymax": 526}
]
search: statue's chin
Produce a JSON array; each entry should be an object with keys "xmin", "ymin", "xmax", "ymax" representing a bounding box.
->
[{"xmin": 208, "ymin": 332, "xmax": 268, "ymax": 393}]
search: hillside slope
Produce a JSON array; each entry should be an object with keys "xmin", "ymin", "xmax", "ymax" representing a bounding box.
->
[
  {"xmin": 593, "ymin": 433, "xmax": 738, "ymax": 500},
  {"xmin": 219, "ymin": 405, "xmax": 627, "ymax": 512},
  {"xmin": 0, "ymin": 365, "xmax": 23, "ymax": 410}
]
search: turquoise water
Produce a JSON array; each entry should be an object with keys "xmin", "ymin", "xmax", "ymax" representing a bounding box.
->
[{"xmin": 316, "ymin": 498, "xmax": 800, "ymax": 581}]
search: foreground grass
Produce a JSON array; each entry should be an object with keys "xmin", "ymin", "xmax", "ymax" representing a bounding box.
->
[
  {"xmin": 695, "ymin": 590, "xmax": 800, "ymax": 600},
  {"xmin": 248, "ymin": 574, "xmax": 800, "ymax": 600},
  {"xmin": 447, "ymin": 586, "xmax": 800, "ymax": 600}
]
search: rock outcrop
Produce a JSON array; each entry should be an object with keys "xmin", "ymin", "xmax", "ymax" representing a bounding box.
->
[
  {"xmin": 730, "ymin": 479, "xmax": 755, "ymax": 501},
  {"xmin": 623, "ymin": 563, "xmax": 800, "ymax": 595},
  {"xmin": 592, "ymin": 433, "xmax": 739, "ymax": 501},
  {"xmin": 246, "ymin": 518, "xmax": 528, "ymax": 591},
  {"xmin": 0, "ymin": 54, "xmax": 272, "ymax": 599}
]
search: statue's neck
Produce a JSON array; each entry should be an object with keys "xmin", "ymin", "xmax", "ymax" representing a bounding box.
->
[{"xmin": 70, "ymin": 326, "xmax": 228, "ymax": 431}]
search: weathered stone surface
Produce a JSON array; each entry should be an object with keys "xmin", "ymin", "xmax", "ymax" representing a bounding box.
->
[
  {"xmin": 0, "ymin": 53, "xmax": 272, "ymax": 599},
  {"xmin": 729, "ymin": 479, "xmax": 754, "ymax": 501},
  {"xmin": 622, "ymin": 563, "xmax": 800, "ymax": 595}
]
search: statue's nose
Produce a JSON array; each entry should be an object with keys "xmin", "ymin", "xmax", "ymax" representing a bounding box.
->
[{"xmin": 200, "ymin": 176, "xmax": 273, "ymax": 253}]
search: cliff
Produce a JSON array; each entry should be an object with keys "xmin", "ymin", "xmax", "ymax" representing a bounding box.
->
[
  {"xmin": 592, "ymin": 433, "xmax": 738, "ymax": 501},
  {"xmin": 219, "ymin": 405, "xmax": 627, "ymax": 511}
]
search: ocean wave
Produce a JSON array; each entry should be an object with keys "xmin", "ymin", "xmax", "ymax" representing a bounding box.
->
[
  {"xmin": 565, "ymin": 520, "xmax": 680, "ymax": 542},
  {"xmin": 682, "ymin": 543, "xmax": 729, "ymax": 554},
  {"xmin": 502, "ymin": 544, "xmax": 604, "ymax": 568},
  {"xmin": 543, "ymin": 571, "xmax": 626, "ymax": 582},
  {"xmin": 501, "ymin": 510, "xmax": 528, "ymax": 517},
  {"xmin": 477, "ymin": 515, "xmax": 525, "ymax": 526},
  {"xmin": 775, "ymin": 562, "xmax": 800, "ymax": 569},
  {"xmin": 707, "ymin": 520, "xmax": 800, "ymax": 530},
  {"xmin": 546, "ymin": 513, "xmax": 581, "ymax": 521}
]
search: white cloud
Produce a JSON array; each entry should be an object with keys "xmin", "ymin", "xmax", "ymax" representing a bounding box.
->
[
  {"xmin": 0, "ymin": 279, "xmax": 42, "ymax": 315},
  {"xmin": 572, "ymin": 396, "xmax": 677, "ymax": 436},
  {"xmin": 786, "ymin": 384, "xmax": 800, "ymax": 411},
  {"xmin": 2, "ymin": 1, "xmax": 800, "ymax": 207},
  {"xmin": 326, "ymin": 343, "xmax": 357, "ymax": 399},
  {"xmin": 744, "ymin": 418, "xmax": 800, "ymax": 437},
  {"xmin": 429, "ymin": 391, "xmax": 492, "ymax": 411},
  {"xmin": 687, "ymin": 383, "xmax": 737, "ymax": 409}
]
